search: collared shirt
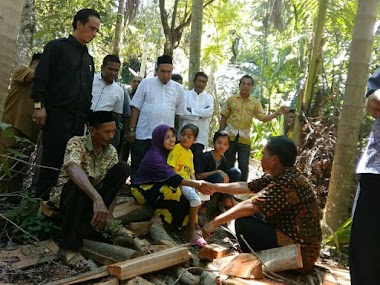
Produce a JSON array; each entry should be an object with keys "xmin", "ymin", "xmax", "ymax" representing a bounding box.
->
[
  {"xmin": 49, "ymin": 135, "xmax": 118, "ymax": 208},
  {"xmin": 130, "ymin": 77, "xmax": 185, "ymax": 140},
  {"xmin": 91, "ymin": 73, "xmax": 124, "ymax": 114},
  {"xmin": 2, "ymin": 65, "xmax": 39, "ymax": 143},
  {"xmin": 248, "ymin": 167, "xmax": 322, "ymax": 269},
  {"xmin": 357, "ymin": 118, "xmax": 380, "ymax": 174},
  {"xmin": 179, "ymin": 89, "xmax": 214, "ymax": 147},
  {"xmin": 220, "ymin": 95, "xmax": 265, "ymax": 145},
  {"xmin": 31, "ymin": 35, "xmax": 94, "ymax": 112}
]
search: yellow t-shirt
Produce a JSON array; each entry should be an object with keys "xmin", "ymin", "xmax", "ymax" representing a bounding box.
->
[{"xmin": 167, "ymin": 143, "xmax": 194, "ymax": 179}]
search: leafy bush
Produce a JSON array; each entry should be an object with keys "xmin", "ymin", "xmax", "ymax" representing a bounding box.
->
[{"xmin": 4, "ymin": 194, "xmax": 61, "ymax": 243}]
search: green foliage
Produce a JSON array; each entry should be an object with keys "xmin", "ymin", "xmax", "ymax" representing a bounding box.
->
[
  {"xmin": 323, "ymin": 217, "xmax": 352, "ymax": 253},
  {"xmin": 5, "ymin": 195, "xmax": 61, "ymax": 243},
  {"xmin": 251, "ymin": 117, "xmax": 284, "ymax": 159}
]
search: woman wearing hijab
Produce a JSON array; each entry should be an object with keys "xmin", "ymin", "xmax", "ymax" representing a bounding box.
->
[{"xmin": 131, "ymin": 124, "xmax": 213, "ymax": 229}]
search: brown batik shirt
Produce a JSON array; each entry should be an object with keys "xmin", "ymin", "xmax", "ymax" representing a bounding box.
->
[{"xmin": 248, "ymin": 167, "xmax": 322, "ymax": 272}]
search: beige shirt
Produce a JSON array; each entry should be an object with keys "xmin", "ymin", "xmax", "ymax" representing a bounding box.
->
[
  {"xmin": 2, "ymin": 65, "xmax": 39, "ymax": 143},
  {"xmin": 49, "ymin": 135, "xmax": 118, "ymax": 208}
]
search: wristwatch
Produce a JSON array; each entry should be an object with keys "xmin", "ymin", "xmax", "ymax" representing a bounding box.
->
[
  {"xmin": 34, "ymin": 102, "xmax": 42, "ymax": 109},
  {"xmin": 128, "ymin": 127, "xmax": 136, "ymax": 132}
]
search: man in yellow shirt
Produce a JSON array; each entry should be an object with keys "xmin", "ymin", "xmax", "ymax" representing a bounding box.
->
[{"xmin": 220, "ymin": 75, "xmax": 284, "ymax": 181}]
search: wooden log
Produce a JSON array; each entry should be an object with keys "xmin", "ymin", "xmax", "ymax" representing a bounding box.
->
[
  {"xmin": 129, "ymin": 221, "xmax": 152, "ymax": 236},
  {"xmin": 149, "ymin": 222, "xmax": 177, "ymax": 247},
  {"xmin": 198, "ymin": 244, "xmax": 229, "ymax": 261},
  {"xmin": 200, "ymin": 271, "xmax": 218, "ymax": 285},
  {"xmin": 256, "ymin": 244, "xmax": 303, "ymax": 272},
  {"xmin": 93, "ymin": 277, "xmax": 120, "ymax": 285},
  {"xmin": 177, "ymin": 267, "xmax": 201, "ymax": 285},
  {"xmin": 113, "ymin": 201, "xmax": 153, "ymax": 224},
  {"xmin": 81, "ymin": 240, "xmax": 136, "ymax": 265},
  {"xmin": 45, "ymin": 266, "xmax": 109, "ymax": 285},
  {"xmin": 107, "ymin": 245, "xmax": 190, "ymax": 280},
  {"xmin": 122, "ymin": 276, "xmax": 155, "ymax": 285}
]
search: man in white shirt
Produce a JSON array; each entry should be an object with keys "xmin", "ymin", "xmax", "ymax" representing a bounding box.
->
[
  {"xmin": 128, "ymin": 55, "xmax": 185, "ymax": 179},
  {"xmin": 179, "ymin": 72, "xmax": 213, "ymax": 174},
  {"xmin": 91, "ymin": 55, "xmax": 124, "ymax": 147}
]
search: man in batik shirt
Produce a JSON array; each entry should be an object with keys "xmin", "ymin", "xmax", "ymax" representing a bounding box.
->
[{"xmin": 203, "ymin": 136, "xmax": 321, "ymax": 273}]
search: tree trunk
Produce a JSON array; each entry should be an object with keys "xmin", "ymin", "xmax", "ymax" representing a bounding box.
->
[
  {"xmin": 0, "ymin": 0, "xmax": 24, "ymax": 115},
  {"xmin": 15, "ymin": 0, "xmax": 35, "ymax": 67},
  {"xmin": 188, "ymin": 0, "xmax": 204, "ymax": 89},
  {"xmin": 113, "ymin": 0, "xmax": 125, "ymax": 56},
  {"xmin": 302, "ymin": 0, "xmax": 328, "ymax": 113},
  {"xmin": 324, "ymin": 0, "xmax": 380, "ymax": 231}
]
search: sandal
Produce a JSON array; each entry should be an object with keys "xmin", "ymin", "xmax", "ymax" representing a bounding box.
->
[
  {"xmin": 59, "ymin": 249, "xmax": 89, "ymax": 271},
  {"xmin": 191, "ymin": 236, "xmax": 208, "ymax": 247}
]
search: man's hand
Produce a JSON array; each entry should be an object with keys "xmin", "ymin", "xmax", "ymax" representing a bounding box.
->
[
  {"xmin": 197, "ymin": 181, "xmax": 214, "ymax": 195},
  {"xmin": 127, "ymin": 130, "xmax": 136, "ymax": 144},
  {"xmin": 366, "ymin": 90, "xmax": 380, "ymax": 117},
  {"xmin": 32, "ymin": 107, "xmax": 47, "ymax": 127},
  {"xmin": 202, "ymin": 220, "xmax": 218, "ymax": 239},
  {"xmin": 217, "ymin": 170, "xmax": 229, "ymax": 183},
  {"xmin": 91, "ymin": 197, "xmax": 109, "ymax": 230}
]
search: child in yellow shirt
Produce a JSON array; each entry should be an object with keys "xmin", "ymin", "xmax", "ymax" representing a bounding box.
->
[{"xmin": 167, "ymin": 124, "xmax": 207, "ymax": 246}]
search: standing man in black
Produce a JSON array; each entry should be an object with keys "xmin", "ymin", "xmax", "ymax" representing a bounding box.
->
[{"xmin": 31, "ymin": 9, "xmax": 101, "ymax": 199}]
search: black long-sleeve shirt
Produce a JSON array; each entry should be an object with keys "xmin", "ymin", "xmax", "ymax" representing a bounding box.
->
[{"xmin": 31, "ymin": 35, "xmax": 94, "ymax": 112}]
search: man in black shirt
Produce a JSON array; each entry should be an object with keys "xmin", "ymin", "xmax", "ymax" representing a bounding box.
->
[{"xmin": 31, "ymin": 8, "xmax": 101, "ymax": 199}]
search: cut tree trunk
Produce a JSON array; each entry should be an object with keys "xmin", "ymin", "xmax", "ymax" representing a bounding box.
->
[{"xmin": 81, "ymin": 239, "xmax": 136, "ymax": 265}]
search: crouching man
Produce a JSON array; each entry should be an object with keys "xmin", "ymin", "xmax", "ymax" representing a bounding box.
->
[{"xmin": 49, "ymin": 111, "xmax": 130, "ymax": 270}]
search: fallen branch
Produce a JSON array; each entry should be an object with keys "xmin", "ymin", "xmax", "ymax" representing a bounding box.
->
[{"xmin": 0, "ymin": 154, "xmax": 60, "ymax": 171}]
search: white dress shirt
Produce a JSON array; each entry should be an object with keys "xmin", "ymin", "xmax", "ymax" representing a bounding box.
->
[
  {"xmin": 179, "ymin": 89, "xmax": 214, "ymax": 147},
  {"xmin": 91, "ymin": 73, "xmax": 124, "ymax": 114},
  {"xmin": 130, "ymin": 77, "xmax": 185, "ymax": 140}
]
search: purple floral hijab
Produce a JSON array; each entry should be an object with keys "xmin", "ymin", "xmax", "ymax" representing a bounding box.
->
[{"xmin": 133, "ymin": 124, "xmax": 177, "ymax": 184}]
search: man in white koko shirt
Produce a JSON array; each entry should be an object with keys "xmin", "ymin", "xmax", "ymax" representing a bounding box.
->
[{"xmin": 127, "ymin": 55, "xmax": 185, "ymax": 179}]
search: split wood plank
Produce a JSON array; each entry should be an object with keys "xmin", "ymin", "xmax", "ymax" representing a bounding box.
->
[
  {"xmin": 107, "ymin": 245, "xmax": 190, "ymax": 280},
  {"xmin": 113, "ymin": 200, "xmax": 153, "ymax": 224},
  {"xmin": 45, "ymin": 266, "xmax": 109, "ymax": 285},
  {"xmin": 0, "ymin": 240, "xmax": 59, "ymax": 269},
  {"xmin": 198, "ymin": 243, "xmax": 229, "ymax": 261},
  {"xmin": 129, "ymin": 221, "xmax": 152, "ymax": 236}
]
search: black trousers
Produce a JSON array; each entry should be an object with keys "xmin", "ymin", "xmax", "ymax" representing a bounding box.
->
[
  {"xmin": 349, "ymin": 174, "xmax": 380, "ymax": 285},
  {"xmin": 190, "ymin": 143, "xmax": 204, "ymax": 175},
  {"xmin": 35, "ymin": 108, "xmax": 87, "ymax": 199},
  {"xmin": 60, "ymin": 161, "xmax": 130, "ymax": 250},
  {"xmin": 130, "ymin": 139, "xmax": 151, "ymax": 181},
  {"xmin": 235, "ymin": 215, "xmax": 278, "ymax": 252}
]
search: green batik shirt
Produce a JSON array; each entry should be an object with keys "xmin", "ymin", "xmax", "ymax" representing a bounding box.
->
[{"xmin": 49, "ymin": 134, "xmax": 118, "ymax": 208}]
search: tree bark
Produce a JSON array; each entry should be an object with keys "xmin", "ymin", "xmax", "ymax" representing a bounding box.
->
[
  {"xmin": 188, "ymin": 0, "xmax": 204, "ymax": 88},
  {"xmin": 0, "ymin": 0, "xmax": 24, "ymax": 115},
  {"xmin": 15, "ymin": 0, "xmax": 35, "ymax": 67},
  {"xmin": 302, "ymin": 0, "xmax": 329, "ymax": 113},
  {"xmin": 113, "ymin": 0, "xmax": 125, "ymax": 56},
  {"xmin": 325, "ymin": 0, "xmax": 380, "ymax": 231}
]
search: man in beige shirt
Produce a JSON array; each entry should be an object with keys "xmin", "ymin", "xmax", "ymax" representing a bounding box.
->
[{"xmin": 0, "ymin": 53, "xmax": 41, "ymax": 193}]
